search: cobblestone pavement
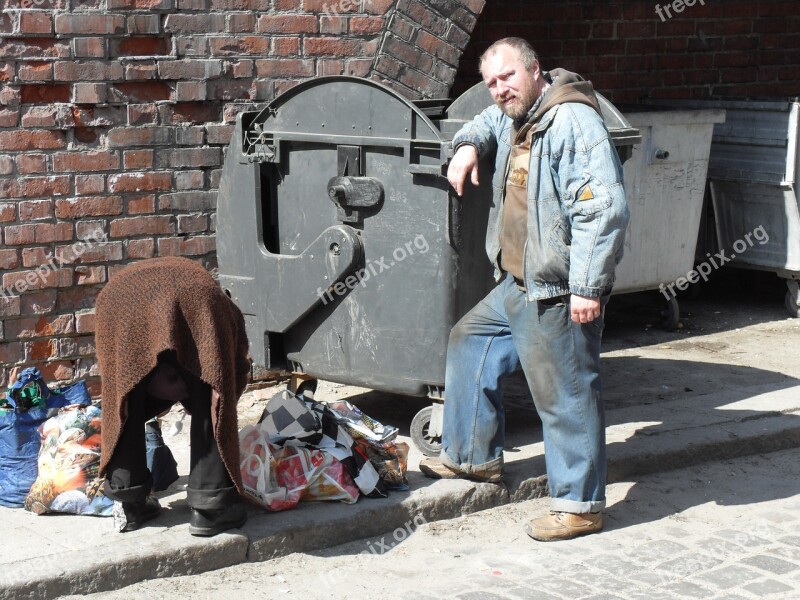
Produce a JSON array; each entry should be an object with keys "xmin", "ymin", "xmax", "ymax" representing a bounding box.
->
[{"xmin": 75, "ymin": 448, "xmax": 800, "ymax": 600}]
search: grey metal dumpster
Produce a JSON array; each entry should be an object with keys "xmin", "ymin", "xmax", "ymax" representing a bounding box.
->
[
  {"xmin": 652, "ymin": 99, "xmax": 800, "ymax": 317},
  {"xmin": 614, "ymin": 106, "xmax": 726, "ymax": 327},
  {"xmin": 216, "ymin": 76, "xmax": 640, "ymax": 455}
]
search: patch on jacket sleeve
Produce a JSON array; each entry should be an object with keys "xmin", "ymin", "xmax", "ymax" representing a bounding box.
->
[{"xmin": 578, "ymin": 185, "xmax": 595, "ymax": 201}]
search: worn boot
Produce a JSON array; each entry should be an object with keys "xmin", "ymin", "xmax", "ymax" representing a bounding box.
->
[
  {"xmin": 524, "ymin": 511, "xmax": 603, "ymax": 542},
  {"xmin": 189, "ymin": 502, "xmax": 247, "ymax": 537},
  {"xmin": 114, "ymin": 494, "xmax": 161, "ymax": 533}
]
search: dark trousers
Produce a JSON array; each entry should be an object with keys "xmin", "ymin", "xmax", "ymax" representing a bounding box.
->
[{"xmin": 104, "ymin": 357, "xmax": 238, "ymax": 510}]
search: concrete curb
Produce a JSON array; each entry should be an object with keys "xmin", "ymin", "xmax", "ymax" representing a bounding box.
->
[{"xmin": 2, "ymin": 381, "xmax": 799, "ymax": 599}]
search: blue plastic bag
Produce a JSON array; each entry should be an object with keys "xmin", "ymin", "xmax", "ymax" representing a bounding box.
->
[{"xmin": 0, "ymin": 368, "xmax": 90, "ymax": 507}]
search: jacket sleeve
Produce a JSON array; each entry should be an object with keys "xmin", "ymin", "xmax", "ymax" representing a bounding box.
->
[
  {"xmin": 553, "ymin": 105, "xmax": 630, "ymax": 297},
  {"xmin": 452, "ymin": 104, "xmax": 504, "ymax": 160}
]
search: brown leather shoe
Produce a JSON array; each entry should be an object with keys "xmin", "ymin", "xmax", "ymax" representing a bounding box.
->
[
  {"xmin": 418, "ymin": 457, "xmax": 502, "ymax": 483},
  {"xmin": 524, "ymin": 511, "xmax": 603, "ymax": 542}
]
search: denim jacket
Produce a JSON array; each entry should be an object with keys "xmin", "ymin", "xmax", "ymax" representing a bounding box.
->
[{"xmin": 453, "ymin": 101, "xmax": 630, "ymax": 300}]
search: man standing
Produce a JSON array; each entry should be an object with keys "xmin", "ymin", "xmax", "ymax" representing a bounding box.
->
[{"xmin": 420, "ymin": 38, "xmax": 630, "ymax": 542}]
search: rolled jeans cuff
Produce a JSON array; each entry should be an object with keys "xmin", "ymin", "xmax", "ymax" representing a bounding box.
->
[
  {"xmin": 104, "ymin": 473, "xmax": 152, "ymax": 503},
  {"xmin": 550, "ymin": 498, "xmax": 605, "ymax": 514},
  {"xmin": 187, "ymin": 485, "xmax": 240, "ymax": 511},
  {"xmin": 439, "ymin": 449, "xmax": 503, "ymax": 479}
]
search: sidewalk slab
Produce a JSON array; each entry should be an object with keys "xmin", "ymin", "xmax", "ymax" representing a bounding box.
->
[{"xmin": 1, "ymin": 380, "xmax": 798, "ymax": 599}]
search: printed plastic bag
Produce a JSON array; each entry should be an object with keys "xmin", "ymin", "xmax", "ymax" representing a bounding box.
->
[
  {"xmin": 24, "ymin": 404, "xmax": 114, "ymax": 516},
  {"xmin": 239, "ymin": 422, "xmax": 359, "ymax": 511},
  {"xmin": 0, "ymin": 369, "xmax": 90, "ymax": 507}
]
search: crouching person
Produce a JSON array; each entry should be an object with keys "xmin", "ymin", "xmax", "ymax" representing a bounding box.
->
[{"xmin": 95, "ymin": 256, "xmax": 252, "ymax": 536}]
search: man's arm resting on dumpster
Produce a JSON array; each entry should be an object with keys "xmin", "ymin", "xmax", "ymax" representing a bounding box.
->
[
  {"xmin": 448, "ymin": 105, "xmax": 505, "ymax": 196},
  {"xmin": 554, "ymin": 104, "xmax": 631, "ymax": 323}
]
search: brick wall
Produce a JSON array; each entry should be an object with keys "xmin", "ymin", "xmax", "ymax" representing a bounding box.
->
[
  {"xmin": 454, "ymin": 0, "xmax": 800, "ymax": 102},
  {"xmin": 0, "ymin": 0, "xmax": 484, "ymax": 392}
]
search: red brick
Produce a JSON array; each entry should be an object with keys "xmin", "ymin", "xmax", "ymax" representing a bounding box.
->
[
  {"xmin": 18, "ymin": 12, "xmax": 52, "ymax": 34},
  {"xmin": 55, "ymin": 196, "xmax": 123, "ymax": 218},
  {"xmin": 57, "ymin": 286, "xmax": 100, "ymax": 312},
  {"xmin": 28, "ymin": 339, "xmax": 57, "ymax": 361},
  {"xmin": 157, "ymin": 191, "xmax": 216, "ymax": 211},
  {"xmin": 2, "ymin": 269, "xmax": 73, "ymax": 295},
  {"xmin": 177, "ymin": 214, "xmax": 208, "ymax": 233},
  {"xmin": 22, "ymin": 247, "xmax": 52, "ymax": 268},
  {"xmin": 415, "ymin": 30, "xmax": 460, "ymax": 66},
  {"xmin": 351, "ymin": 16, "xmax": 385, "ymax": 35},
  {"xmin": 73, "ymin": 38, "xmax": 106, "ymax": 58},
  {"xmin": 109, "ymin": 215, "xmax": 174, "ymax": 237},
  {"xmin": 128, "ymin": 195, "xmax": 156, "ymax": 214},
  {"xmin": 109, "ymin": 81, "xmax": 172, "ymax": 102},
  {"xmin": 123, "ymin": 149, "xmax": 154, "ymax": 169},
  {"xmin": 107, "ymin": 126, "xmax": 173, "ymax": 147},
  {"xmin": 20, "ymin": 105, "xmax": 74, "ymax": 128},
  {"xmin": 0, "ymin": 249, "xmax": 19, "ymax": 270},
  {"xmin": 38, "ymin": 361, "xmax": 75, "ymax": 382},
  {"xmin": 0, "ymin": 342, "xmax": 24, "ymax": 365},
  {"xmin": 209, "ymin": 36, "xmax": 270, "ymax": 56},
  {"xmin": 53, "ymin": 151, "xmax": 120, "ymax": 173},
  {"xmin": 128, "ymin": 104, "xmax": 159, "ymax": 125},
  {"xmin": 72, "ymin": 82, "xmax": 107, "ymax": 104},
  {"xmin": 107, "ymin": 171, "xmax": 173, "ymax": 193},
  {"xmin": 19, "ymin": 200, "xmax": 53, "ymax": 221},
  {"xmin": 227, "ymin": 13, "xmax": 256, "ymax": 33},
  {"xmin": 254, "ymin": 58, "xmax": 314, "ymax": 78},
  {"xmin": 57, "ymin": 335, "xmax": 96, "ymax": 358},
  {"xmin": 76, "ymin": 221, "xmax": 107, "ymax": 241},
  {"xmin": 54, "ymin": 14, "xmax": 125, "ymax": 35},
  {"xmin": 112, "ymin": 36, "xmax": 172, "ymax": 57},
  {"xmin": 304, "ymin": 36, "xmax": 362, "ymax": 56},
  {"xmin": 0, "ymin": 108, "xmax": 18, "ymax": 127},
  {"xmin": 75, "ymin": 265, "xmax": 106, "ymax": 285},
  {"xmin": 19, "ymin": 83, "xmax": 70, "ymax": 103},
  {"xmin": 385, "ymin": 36, "xmax": 434, "ymax": 73},
  {"xmin": 16, "ymin": 154, "xmax": 48, "ymax": 175},
  {"xmin": 0, "ymin": 203, "xmax": 17, "ymax": 222},
  {"xmin": 258, "ymin": 15, "xmax": 318, "ymax": 34},
  {"xmin": 53, "ymin": 61, "xmax": 122, "ymax": 82},
  {"xmin": 272, "ymin": 36, "xmax": 301, "ymax": 56},
  {"xmin": 18, "ymin": 62, "xmax": 53, "ymax": 82},
  {"xmin": 1, "ymin": 175, "xmax": 71, "ymax": 199},
  {"xmin": 125, "ymin": 238, "xmax": 155, "ymax": 259},
  {"xmin": 157, "ymin": 235, "xmax": 215, "ymax": 256},
  {"xmin": 161, "ymin": 102, "xmax": 219, "ymax": 124},
  {"xmin": 0, "ymin": 130, "xmax": 66, "ymax": 151},
  {"xmin": 164, "ymin": 13, "xmax": 226, "ymax": 33},
  {"xmin": 0, "ymin": 296, "xmax": 21, "ymax": 317},
  {"xmin": 158, "ymin": 59, "xmax": 222, "ymax": 81},
  {"xmin": 0, "ymin": 38, "xmax": 70, "ymax": 60},
  {"xmin": 75, "ymin": 175, "xmax": 105, "ymax": 195},
  {"xmin": 21, "ymin": 289, "xmax": 57, "ymax": 315},
  {"xmin": 75, "ymin": 310, "xmax": 96, "ymax": 333},
  {"xmin": 175, "ymin": 81, "xmax": 207, "ymax": 101},
  {"xmin": 35, "ymin": 222, "xmax": 73, "ymax": 243}
]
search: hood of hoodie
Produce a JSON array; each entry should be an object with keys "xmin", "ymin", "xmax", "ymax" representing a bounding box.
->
[{"xmin": 516, "ymin": 68, "xmax": 602, "ymax": 131}]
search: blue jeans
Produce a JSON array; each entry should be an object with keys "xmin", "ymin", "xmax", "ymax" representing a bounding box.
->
[{"xmin": 440, "ymin": 274, "xmax": 607, "ymax": 513}]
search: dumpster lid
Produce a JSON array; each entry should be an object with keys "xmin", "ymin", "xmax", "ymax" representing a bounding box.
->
[
  {"xmin": 446, "ymin": 82, "xmax": 641, "ymax": 147},
  {"xmin": 246, "ymin": 76, "xmax": 445, "ymax": 146}
]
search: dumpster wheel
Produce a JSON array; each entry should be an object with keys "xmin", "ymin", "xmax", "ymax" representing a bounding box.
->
[
  {"xmin": 785, "ymin": 287, "xmax": 800, "ymax": 318},
  {"xmin": 411, "ymin": 406, "xmax": 443, "ymax": 457},
  {"xmin": 659, "ymin": 295, "xmax": 680, "ymax": 331}
]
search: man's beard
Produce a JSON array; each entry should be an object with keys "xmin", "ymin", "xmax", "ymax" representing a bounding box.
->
[{"xmin": 495, "ymin": 80, "xmax": 538, "ymax": 120}]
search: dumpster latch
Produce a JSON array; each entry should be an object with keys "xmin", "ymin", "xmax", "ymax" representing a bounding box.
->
[{"xmin": 328, "ymin": 145, "xmax": 383, "ymax": 223}]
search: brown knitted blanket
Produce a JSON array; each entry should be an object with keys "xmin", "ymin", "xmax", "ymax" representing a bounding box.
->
[{"xmin": 95, "ymin": 257, "xmax": 251, "ymax": 492}]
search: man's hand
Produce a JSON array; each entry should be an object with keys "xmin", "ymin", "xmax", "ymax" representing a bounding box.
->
[
  {"xmin": 447, "ymin": 144, "xmax": 479, "ymax": 197},
  {"xmin": 570, "ymin": 294, "xmax": 601, "ymax": 323}
]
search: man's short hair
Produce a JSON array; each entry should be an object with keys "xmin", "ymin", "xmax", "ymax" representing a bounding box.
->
[{"xmin": 479, "ymin": 37, "xmax": 539, "ymax": 72}]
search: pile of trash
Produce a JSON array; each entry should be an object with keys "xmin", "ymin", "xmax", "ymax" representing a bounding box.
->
[{"xmin": 239, "ymin": 389, "xmax": 409, "ymax": 511}]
